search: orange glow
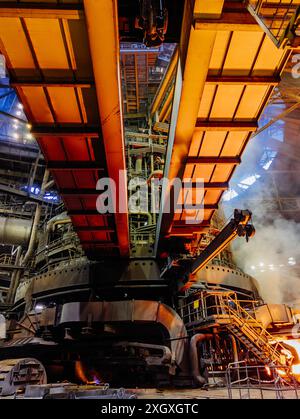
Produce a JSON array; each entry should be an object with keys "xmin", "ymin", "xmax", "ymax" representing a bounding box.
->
[
  {"xmin": 265, "ymin": 366, "xmax": 271, "ymax": 376},
  {"xmin": 276, "ymin": 369, "xmax": 286, "ymax": 377},
  {"xmin": 282, "ymin": 339, "xmax": 300, "ymax": 381},
  {"xmin": 75, "ymin": 360, "xmax": 89, "ymax": 384},
  {"xmin": 75, "ymin": 360, "xmax": 101, "ymax": 385}
]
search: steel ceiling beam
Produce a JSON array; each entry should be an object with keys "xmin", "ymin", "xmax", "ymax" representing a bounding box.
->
[
  {"xmin": 9, "ymin": 80, "xmax": 93, "ymax": 88},
  {"xmin": 48, "ymin": 161, "xmax": 104, "ymax": 171},
  {"xmin": 31, "ymin": 124, "xmax": 100, "ymax": 137},
  {"xmin": 195, "ymin": 120, "xmax": 258, "ymax": 131},
  {"xmin": 186, "ymin": 156, "xmax": 241, "ymax": 165},
  {"xmin": 84, "ymin": 0, "xmax": 129, "ymax": 257},
  {"xmin": 75, "ymin": 226, "xmax": 114, "ymax": 232},
  {"xmin": 206, "ymin": 75, "xmax": 280, "ymax": 86}
]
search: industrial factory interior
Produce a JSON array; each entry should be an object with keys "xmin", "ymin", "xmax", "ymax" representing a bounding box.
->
[{"xmin": 0, "ymin": 0, "xmax": 300, "ymax": 403}]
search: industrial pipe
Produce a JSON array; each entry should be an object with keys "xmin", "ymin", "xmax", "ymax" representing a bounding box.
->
[
  {"xmin": 229, "ymin": 334, "xmax": 239, "ymax": 364},
  {"xmin": 6, "ymin": 245, "xmax": 22, "ymax": 304},
  {"xmin": 0, "ymin": 217, "xmax": 32, "ymax": 246},
  {"xmin": 20, "ymin": 169, "xmax": 49, "ymax": 268},
  {"xmin": 46, "ymin": 215, "xmax": 71, "ymax": 233},
  {"xmin": 189, "ymin": 333, "xmax": 212, "ymax": 386},
  {"xmin": 7, "ymin": 170, "xmax": 50, "ymax": 304}
]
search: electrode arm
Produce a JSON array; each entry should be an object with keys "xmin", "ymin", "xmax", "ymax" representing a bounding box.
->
[{"xmin": 179, "ymin": 209, "xmax": 255, "ymax": 291}]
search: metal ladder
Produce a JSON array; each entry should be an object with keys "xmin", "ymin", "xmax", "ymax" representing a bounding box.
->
[{"xmin": 217, "ymin": 293, "xmax": 288, "ymax": 366}]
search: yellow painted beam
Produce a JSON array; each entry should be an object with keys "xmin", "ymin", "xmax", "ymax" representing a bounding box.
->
[
  {"xmin": 194, "ymin": 0, "xmax": 224, "ymax": 19},
  {"xmin": 168, "ymin": 28, "xmax": 217, "ymax": 181},
  {"xmin": 150, "ymin": 48, "xmax": 178, "ymax": 117},
  {"xmin": 84, "ymin": 0, "xmax": 129, "ymax": 257},
  {"xmin": 0, "ymin": 9, "xmax": 82, "ymax": 19}
]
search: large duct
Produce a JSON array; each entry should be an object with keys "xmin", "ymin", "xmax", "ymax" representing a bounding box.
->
[{"xmin": 0, "ymin": 217, "xmax": 32, "ymax": 246}]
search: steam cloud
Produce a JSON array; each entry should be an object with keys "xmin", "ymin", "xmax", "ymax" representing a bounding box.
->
[{"xmin": 231, "ymin": 194, "xmax": 300, "ymax": 305}]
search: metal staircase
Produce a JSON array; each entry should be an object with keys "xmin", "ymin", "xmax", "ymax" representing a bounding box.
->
[{"xmin": 216, "ymin": 293, "xmax": 288, "ymax": 367}]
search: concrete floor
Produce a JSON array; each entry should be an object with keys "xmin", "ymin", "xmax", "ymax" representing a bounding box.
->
[{"xmin": 135, "ymin": 387, "xmax": 300, "ymax": 399}]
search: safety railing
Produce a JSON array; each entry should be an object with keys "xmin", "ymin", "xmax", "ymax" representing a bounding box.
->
[
  {"xmin": 226, "ymin": 362, "xmax": 299, "ymax": 399},
  {"xmin": 247, "ymin": 0, "xmax": 300, "ymax": 47},
  {"xmin": 179, "ymin": 290, "xmax": 259, "ymax": 325},
  {"xmin": 220, "ymin": 293, "xmax": 287, "ymax": 365},
  {"xmin": 179, "ymin": 290, "xmax": 290, "ymax": 366},
  {"xmin": 0, "ymin": 253, "xmax": 17, "ymax": 266}
]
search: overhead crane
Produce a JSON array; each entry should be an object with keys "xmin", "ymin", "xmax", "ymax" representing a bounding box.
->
[
  {"xmin": 0, "ymin": 0, "xmax": 129, "ymax": 258},
  {"xmin": 0, "ymin": 0, "xmax": 300, "ymax": 392},
  {"xmin": 155, "ymin": 0, "xmax": 293, "ymax": 253}
]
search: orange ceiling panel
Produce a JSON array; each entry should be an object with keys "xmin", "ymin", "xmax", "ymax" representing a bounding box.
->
[
  {"xmin": 24, "ymin": 18, "xmax": 69, "ymax": 69},
  {"xmin": 20, "ymin": 87, "xmax": 54, "ymax": 123},
  {"xmin": 47, "ymin": 87, "xmax": 82, "ymax": 122},
  {"xmin": 220, "ymin": 131, "xmax": 249, "ymax": 156},
  {"xmin": 0, "ymin": 18, "xmax": 35, "ymax": 68}
]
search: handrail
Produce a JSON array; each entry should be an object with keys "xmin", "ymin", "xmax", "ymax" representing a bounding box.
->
[
  {"xmin": 218, "ymin": 293, "xmax": 288, "ymax": 365},
  {"xmin": 179, "ymin": 290, "xmax": 290, "ymax": 366}
]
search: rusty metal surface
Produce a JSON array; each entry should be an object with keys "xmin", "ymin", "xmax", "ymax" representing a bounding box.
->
[
  {"xmin": 0, "ymin": 358, "xmax": 47, "ymax": 396},
  {"xmin": 22, "ymin": 383, "xmax": 136, "ymax": 399},
  {"xmin": 58, "ymin": 300, "xmax": 188, "ymax": 370}
]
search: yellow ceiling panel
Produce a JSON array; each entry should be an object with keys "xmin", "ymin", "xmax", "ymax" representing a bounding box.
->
[
  {"xmin": 176, "ymin": 186, "xmax": 205, "ymax": 206},
  {"xmin": 189, "ymin": 131, "xmax": 203, "ymax": 156},
  {"xmin": 183, "ymin": 164, "xmax": 194, "ymax": 179},
  {"xmin": 211, "ymin": 164, "xmax": 234, "ymax": 182},
  {"xmin": 24, "ymin": 18, "xmax": 69, "ymax": 69},
  {"xmin": 21, "ymin": 87, "xmax": 54, "ymax": 123},
  {"xmin": 222, "ymin": 31, "xmax": 264, "ymax": 76},
  {"xmin": 193, "ymin": 164, "xmax": 214, "ymax": 182},
  {"xmin": 235, "ymin": 85, "xmax": 269, "ymax": 119},
  {"xmin": 252, "ymin": 35, "xmax": 287, "ymax": 76},
  {"xmin": 204, "ymin": 189, "xmax": 222, "ymax": 204},
  {"xmin": 202, "ymin": 209, "xmax": 213, "ymax": 221},
  {"xmin": 0, "ymin": 18, "xmax": 35, "ymax": 68},
  {"xmin": 47, "ymin": 87, "xmax": 81, "ymax": 122},
  {"xmin": 208, "ymin": 31, "xmax": 231, "ymax": 74},
  {"xmin": 197, "ymin": 84, "xmax": 216, "ymax": 118},
  {"xmin": 220, "ymin": 131, "xmax": 248, "ymax": 156},
  {"xmin": 210, "ymin": 85, "xmax": 244, "ymax": 119},
  {"xmin": 199, "ymin": 131, "xmax": 227, "ymax": 156}
]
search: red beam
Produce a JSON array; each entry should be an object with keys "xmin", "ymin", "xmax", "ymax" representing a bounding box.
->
[
  {"xmin": 32, "ymin": 124, "xmax": 100, "ymax": 137},
  {"xmin": 181, "ymin": 204, "xmax": 218, "ymax": 210},
  {"xmin": 206, "ymin": 75, "xmax": 280, "ymax": 86},
  {"xmin": 186, "ymin": 156, "xmax": 241, "ymax": 165},
  {"xmin": 75, "ymin": 226, "xmax": 114, "ymax": 232},
  {"xmin": 48, "ymin": 161, "xmax": 104, "ymax": 171},
  {"xmin": 195, "ymin": 120, "xmax": 258, "ymax": 131},
  {"xmin": 60, "ymin": 188, "xmax": 98, "ymax": 196},
  {"xmin": 182, "ymin": 181, "xmax": 229, "ymax": 189}
]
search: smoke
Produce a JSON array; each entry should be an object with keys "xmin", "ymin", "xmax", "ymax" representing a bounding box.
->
[{"xmin": 231, "ymin": 194, "xmax": 300, "ymax": 305}]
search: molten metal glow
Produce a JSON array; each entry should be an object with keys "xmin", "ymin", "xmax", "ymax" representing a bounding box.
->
[
  {"xmin": 282, "ymin": 339, "xmax": 300, "ymax": 379},
  {"xmin": 75, "ymin": 360, "xmax": 101, "ymax": 385},
  {"xmin": 75, "ymin": 360, "xmax": 89, "ymax": 384},
  {"xmin": 276, "ymin": 369, "xmax": 286, "ymax": 377},
  {"xmin": 265, "ymin": 366, "xmax": 271, "ymax": 376}
]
